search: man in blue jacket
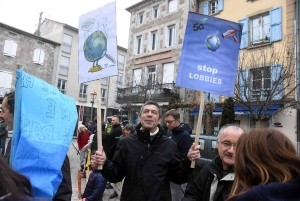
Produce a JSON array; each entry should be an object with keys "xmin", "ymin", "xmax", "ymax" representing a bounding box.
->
[{"xmin": 164, "ymin": 109, "xmax": 193, "ymax": 201}]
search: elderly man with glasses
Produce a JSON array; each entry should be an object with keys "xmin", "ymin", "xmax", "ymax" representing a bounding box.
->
[{"xmin": 183, "ymin": 125, "xmax": 244, "ymax": 201}]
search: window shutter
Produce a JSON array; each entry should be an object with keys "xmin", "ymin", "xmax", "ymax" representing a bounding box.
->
[
  {"xmin": 271, "ymin": 64, "xmax": 283, "ymax": 100},
  {"xmin": 239, "ymin": 70, "xmax": 249, "ymax": 101},
  {"xmin": 204, "ymin": 2, "xmax": 209, "ymax": 15},
  {"xmin": 33, "ymin": 49, "xmax": 40, "ymax": 63},
  {"xmin": 3, "ymin": 40, "xmax": 12, "ymax": 56},
  {"xmin": 10, "ymin": 41, "xmax": 17, "ymax": 57},
  {"xmin": 218, "ymin": 0, "xmax": 224, "ymax": 12},
  {"xmin": 270, "ymin": 6, "xmax": 282, "ymax": 42},
  {"xmin": 238, "ymin": 18, "xmax": 249, "ymax": 49},
  {"xmin": 39, "ymin": 50, "xmax": 45, "ymax": 65}
]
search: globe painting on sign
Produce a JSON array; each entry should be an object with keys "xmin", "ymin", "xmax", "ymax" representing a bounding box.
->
[{"xmin": 84, "ymin": 30, "xmax": 116, "ymax": 73}]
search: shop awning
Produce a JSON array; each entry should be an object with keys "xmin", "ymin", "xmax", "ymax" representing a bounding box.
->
[{"xmin": 190, "ymin": 104, "xmax": 282, "ymax": 116}]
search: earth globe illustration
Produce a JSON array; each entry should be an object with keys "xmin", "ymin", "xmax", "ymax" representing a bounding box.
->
[
  {"xmin": 84, "ymin": 30, "xmax": 107, "ymax": 71},
  {"xmin": 205, "ymin": 35, "xmax": 220, "ymax": 52}
]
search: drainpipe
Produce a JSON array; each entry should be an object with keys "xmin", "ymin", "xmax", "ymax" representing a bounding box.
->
[{"xmin": 296, "ymin": 0, "xmax": 300, "ymax": 142}]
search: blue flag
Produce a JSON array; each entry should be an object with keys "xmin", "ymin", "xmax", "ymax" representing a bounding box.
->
[
  {"xmin": 11, "ymin": 68, "xmax": 78, "ymax": 199},
  {"xmin": 176, "ymin": 12, "xmax": 242, "ymax": 97}
]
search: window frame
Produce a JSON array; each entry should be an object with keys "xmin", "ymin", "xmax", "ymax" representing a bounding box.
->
[
  {"xmin": 118, "ymin": 54, "xmax": 125, "ymax": 70},
  {"xmin": 33, "ymin": 49, "xmax": 45, "ymax": 65},
  {"xmin": 135, "ymin": 35, "xmax": 143, "ymax": 55},
  {"xmin": 79, "ymin": 84, "xmax": 88, "ymax": 101},
  {"xmin": 166, "ymin": 25, "xmax": 176, "ymax": 47},
  {"xmin": 3, "ymin": 40, "xmax": 18, "ymax": 58},
  {"xmin": 117, "ymin": 73, "xmax": 123, "ymax": 88},
  {"xmin": 250, "ymin": 13, "xmax": 270, "ymax": 44},
  {"xmin": 62, "ymin": 34, "xmax": 73, "ymax": 54},
  {"xmin": 57, "ymin": 79, "xmax": 67, "ymax": 94},
  {"xmin": 250, "ymin": 67, "xmax": 271, "ymax": 100},
  {"xmin": 138, "ymin": 12, "xmax": 144, "ymax": 24},
  {"xmin": 101, "ymin": 88, "xmax": 107, "ymax": 103},
  {"xmin": 149, "ymin": 30, "xmax": 158, "ymax": 51},
  {"xmin": 59, "ymin": 56, "xmax": 70, "ymax": 76},
  {"xmin": 153, "ymin": 5, "xmax": 159, "ymax": 19}
]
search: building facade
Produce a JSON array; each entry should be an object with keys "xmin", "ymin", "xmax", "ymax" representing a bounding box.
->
[
  {"xmin": 0, "ymin": 22, "xmax": 60, "ymax": 100},
  {"xmin": 38, "ymin": 19, "xmax": 127, "ymax": 129}
]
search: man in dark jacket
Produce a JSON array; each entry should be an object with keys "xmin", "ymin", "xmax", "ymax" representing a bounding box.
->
[
  {"xmin": 0, "ymin": 91, "xmax": 72, "ymax": 201},
  {"xmin": 107, "ymin": 115, "xmax": 123, "ymax": 160},
  {"xmin": 164, "ymin": 109, "xmax": 192, "ymax": 201},
  {"xmin": 93, "ymin": 101, "xmax": 200, "ymax": 201},
  {"xmin": 183, "ymin": 125, "xmax": 244, "ymax": 201}
]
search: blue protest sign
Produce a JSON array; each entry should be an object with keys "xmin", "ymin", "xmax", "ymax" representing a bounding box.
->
[
  {"xmin": 176, "ymin": 12, "xmax": 242, "ymax": 97},
  {"xmin": 11, "ymin": 68, "xmax": 78, "ymax": 199}
]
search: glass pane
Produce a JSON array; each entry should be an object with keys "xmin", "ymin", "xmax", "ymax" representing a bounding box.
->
[
  {"xmin": 83, "ymin": 85, "xmax": 87, "ymax": 93},
  {"xmin": 199, "ymin": 139, "xmax": 205, "ymax": 150},
  {"xmin": 61, "ymin": 81, "xmax": 65, "ymax": 89},
  {"xmin": 57, "ymin": 80, "xmax": 61, "ymax": 88},
  {"xmin": 253, "ymin": 70, "xmax": 261, "ymax": 79},
  {"xmin": 264, "ymin": 79, "xmax": 271, "ymax": 88},
  {"xmin": 253, "ymin": 80, "xmax": 261, "ymax": 89},
  {"xmin": 262, "ymin": 15, "xmax": 270, "ymax": 39},
  {"xmin": 263, "ymin": 68, "xmax": 270, "ymax": 78}
]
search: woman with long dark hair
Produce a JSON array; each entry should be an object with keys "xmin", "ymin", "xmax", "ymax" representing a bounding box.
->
[{"xmin": 228, "ymin": 128, "xmax": 300, "ymax": 201}]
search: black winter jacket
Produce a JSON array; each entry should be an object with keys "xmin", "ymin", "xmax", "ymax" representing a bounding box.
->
[
  {"xmin": 107, "ymin": 124, "xmax": 122, "ymax": 160},
  {"xmin": 83, "ymin": 170, "xmax": 107, "ymax": 201},
  {"xmin": 232, "ymin": 180, "xmax": 300, "ymax": 201},
  {"xmin": 183, "ymin": 156, "xmax": 234, "ymax": 201},
  {"xmin": 100, "ymin": 123, "xmax": 192, "ymax": 201},
  {"xmin": 169, "ymin": 123, "xmax": 192, "ymax": 159}
]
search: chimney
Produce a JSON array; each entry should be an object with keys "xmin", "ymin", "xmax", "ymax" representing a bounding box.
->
[{"xmin": 37, "ymin": 12, "xmax": 43, "ymax": 36}]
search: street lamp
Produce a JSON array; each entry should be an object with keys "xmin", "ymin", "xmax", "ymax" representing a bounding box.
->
[{"xmin": 90, "ymin": 90, "xmax": 97, "ymax": 121}]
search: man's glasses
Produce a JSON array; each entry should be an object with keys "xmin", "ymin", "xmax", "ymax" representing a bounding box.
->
[
  {"xmin": 165, "ymin": 119, "xmax": 178, "ymax": 124},
  {"xmin": 218, "ymin": 140, "xmax": 236, "ymax": 149}
]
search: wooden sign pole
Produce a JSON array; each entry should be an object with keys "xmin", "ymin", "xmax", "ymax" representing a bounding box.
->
[
  {"xmin": 191, "ymin": 91, "xmax": 205, "ymax": 168},
  {"xmin": 96, "ymin": 79, "xmax": 103, "ymax": 170}
]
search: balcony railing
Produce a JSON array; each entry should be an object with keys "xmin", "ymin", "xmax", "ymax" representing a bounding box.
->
[{"xmin": 116, "ymin": 83, "xmax": 179, "ymax": 104}]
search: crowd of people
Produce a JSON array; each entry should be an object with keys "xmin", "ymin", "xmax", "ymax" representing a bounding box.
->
[{"xmin": 0, "ymin": 90, "xmax": 300, "ymax": 201}]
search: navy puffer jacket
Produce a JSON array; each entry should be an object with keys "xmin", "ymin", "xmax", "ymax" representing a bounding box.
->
[{"xmin": 83, "ymin": 170, "xmax": 107, "ymax": 201}]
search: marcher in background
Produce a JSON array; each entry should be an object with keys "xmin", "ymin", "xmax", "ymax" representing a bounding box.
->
[
  {"xmin": 77, "ymin": 125, "xmax": 91, "ymax": 176},
  {"xmin": 0, "ymin": 91, "xmax": 72, "ymax": 201},
  {"xmin": 93, "ymin": 101, "xmax": 200, "ymax": 201},
  {"xmin": 227, "ymin": 128, "xmax": 300, "ymax": 201},
  {"xmin": 121, "ymin": 116, "xmax": 129, "ymax": 127},
  {"xmin": 80, "ymin": 158, "xmax": 107, "ymax": 201},
  {"xmin": 87, "ymin": 121, "xmax": 93, "ymax": 132},
  {"xmin": 105, "ymin": 117, "xmax": 112, "ymax": 134},
  {"xmin": 106, "ymin": 115, "xmax": 123, "ymax": 199},
  {"xmin": 164, "ymin": 109, "xmax": 192, "ymax": 201},
  {"xmin": 183, "ymin": 125, "xmax": 244, "ymax": 201},
  {"xmin": 122, "ymin": 124, "xmax": 135, "ymax": 137},
  {"xmin": 0, "ymin": 117, "xmax": 8, "ymax": 155}
]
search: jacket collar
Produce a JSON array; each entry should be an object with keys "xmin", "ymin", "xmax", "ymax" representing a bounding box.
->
[{"xmin": 135, "ymin": 123, "xmax": 165, "ymax": 143}]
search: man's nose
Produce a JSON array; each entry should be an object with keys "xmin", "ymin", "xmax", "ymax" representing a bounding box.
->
[{"xmin": 227, "ymin": 145, "xmax": 235, "ymax": 153}]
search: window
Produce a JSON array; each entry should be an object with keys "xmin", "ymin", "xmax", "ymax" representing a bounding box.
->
[
  {"xmin": 239, "ymin": 6, "xmax": 282, "ymax": 49},
  {"xmin": 238, "ymin": 64, "xmax": 283, "ymax": 101},
  {"xmin": 153, "ymin": 6, "xmax": 159, "ymax": 18},
  {"xmin": 135, "ymin": 35, "xmax": 142, "ymax": 54},
  {"xmin": 62, "ymin": 34, "xmax": 72, "ymax": 53},
  {"xmin": 163, "ymin": 62, "xmax": 174, "ymax": 84},
  {"xmin": 145, "ymin": 66, "xmax": 156, "ymax": 85},
  {"xmin": 138, "ymin": 12, "xmax": 144, "ymax": 24},
  {"xmin": 101, "ymin": 89, "xmax": 107, "ymax": 103},
  {"xmin": 57, "ymin": 79, "xmax": 66, "ymax": 94},
  {"xmin": 59, "ymin": 56, "xmax": 70, "ymax": 76},
  {"xmin": 251, "ymin": 67, "xmax": 271, "ymax": 100},
  {"xmin": 3, "ymin": 40, "xmax": 17, "ymax": 57},
  {"xmin": 149, "ymin": 30, "xmax": 158, "ymax": 51},
  {"xmin": 37, "ymin": 41, "xmax": 45, "ymax": 46},
  {"xmin": 118, "ymin": 54, "xmax": 125, "ymax": 70},
  {"xmin": 166, "ymin": 25, "xmax": 176, "ymax": 47},
  {"xmin": 101, "ymin": 78, "xmax": 108, "ymax": 85},
  {"xmin": 204, "ymin": 0, "xmax": 223, "ymax": 15},
  {"xmin": 9, "ymin": 32, "xmax": 17, "ymax": 37},
  {"xmin": 79, "ymin": 84, "xmax": 88, "ymax": 101},
  {"xmin": 199, "ymin": 139, "xmax": 205, "ymax": 150},
  {"xmin": 168, "ymin": 0, "xmax": 178, "ymax": 13},
  {"xmin": 132, "ymin": 69, "xmax": 142, "ymax": 92},
  {"xmin": 33, "ymin": 49, "xmax": 45, "ymax": 65},
  {"xmin": 117, "ymin": 73, "xmax": 123, "ymax": 88}
]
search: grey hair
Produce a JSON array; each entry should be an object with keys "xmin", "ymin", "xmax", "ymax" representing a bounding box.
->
[{"xmin": 217, "ymin": 124, "xmax": 244, "ymax": 139}]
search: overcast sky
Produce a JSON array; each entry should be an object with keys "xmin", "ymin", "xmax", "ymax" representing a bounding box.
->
[{"xmin": 0, "ymin": 0, "xmax": 141, "ymax": 48}]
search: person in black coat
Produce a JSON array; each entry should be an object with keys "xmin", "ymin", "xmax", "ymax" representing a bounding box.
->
[
  {"xmin": 106, "ymin": 115, "xmax": 123, "ymax": 160},
  {"xmin": 164, "ymin": 109, "xmax": 193, "ymax": 201},
  {"xmin": 93, "ymin": 101, "xmax": 201, "ymax": 201}
]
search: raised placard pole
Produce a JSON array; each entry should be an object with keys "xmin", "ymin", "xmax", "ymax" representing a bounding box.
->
[
  {"xmin": 96, "ymin": 80, "xmax": 103, "ymax": 170},
  {"xmin": 191, "ymin": 91, "xmax": 205, "ymax": 168}
]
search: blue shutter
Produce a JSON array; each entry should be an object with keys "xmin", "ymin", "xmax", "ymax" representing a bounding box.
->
[
  {"xmin": 271, "ymin": 64, "xmax": 283, "ymax": 100},
  {"xmin": 270, "ymin": 7, "xmax": 282, "ymax": 42},
  {"xmin": 239, "ymin": 70, "xmax": 249, "ymax": 101},
  {"xmin": 238, "ymin": 18, "xmax": 249, "ymax": 49},
  {"xmin": 218, "ymin": 0, "xmax": 224, "ymax": 12},
  {"xmin": 204, "ymin": 2, "xmax": 209, "ymax": 15}
]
